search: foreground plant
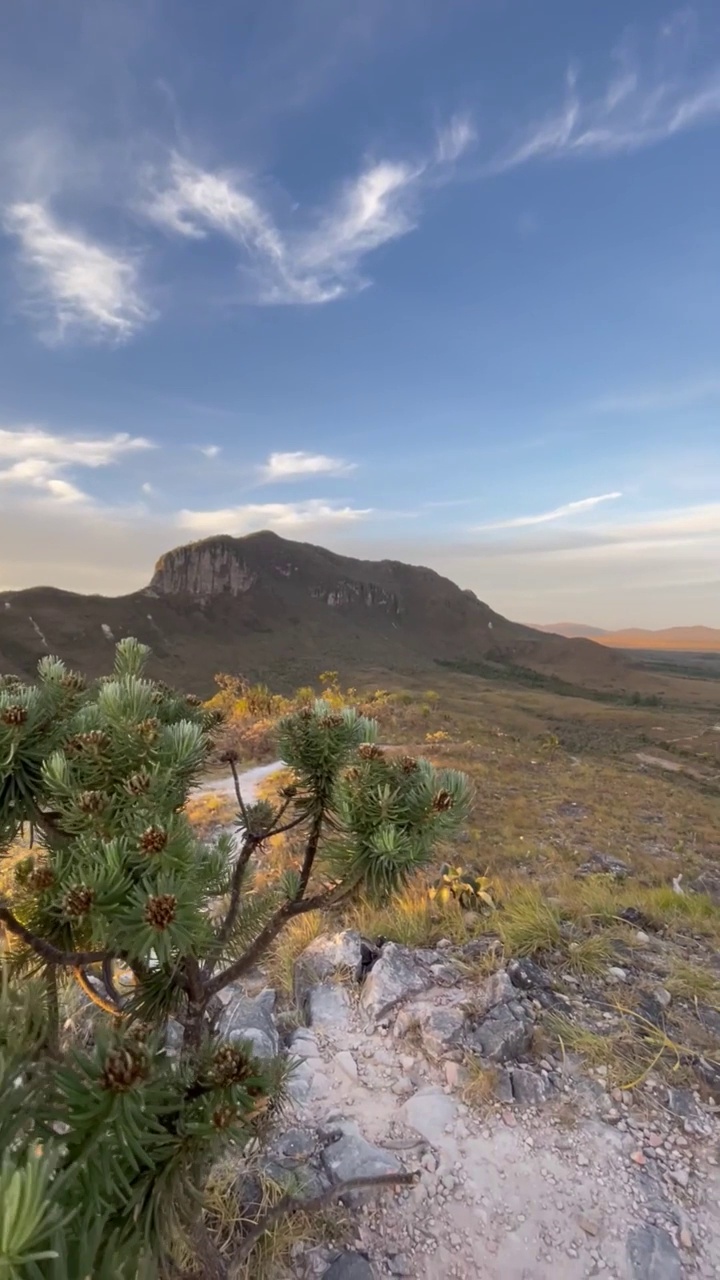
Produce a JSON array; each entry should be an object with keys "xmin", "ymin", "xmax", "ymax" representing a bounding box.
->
[{"xmin": 0, "ymin": 640, "xmax": 469, "ymax": 1277}]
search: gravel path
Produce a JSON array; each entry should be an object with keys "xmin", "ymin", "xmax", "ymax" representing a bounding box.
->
[{"xmin": 286, "ymin": 986, "xmax": 720, "ymax": 1279}]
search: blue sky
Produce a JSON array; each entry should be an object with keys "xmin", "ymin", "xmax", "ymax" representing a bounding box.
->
[{"xmin": 1, "ymin": 0, "xmax": 720, "ymax": 628}]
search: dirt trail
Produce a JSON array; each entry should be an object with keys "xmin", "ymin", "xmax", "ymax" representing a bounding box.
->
[{"xmin": 285, "ymin": 981, "xmax": 720, "ymax": 1280}]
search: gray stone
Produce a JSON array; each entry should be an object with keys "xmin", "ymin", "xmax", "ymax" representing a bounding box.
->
[
  {"xmin": 334, "ymin": 1050, "xmax": 359, "ymax": 1082},
  {"xmin": 400, "ymin": 1086, "xmax": 458, "ymax": 1146},
  {"xmin": 465, "ymin": 1000, "xmax": 534, "ymax": 1063},
  {"xmin": 388, "ymin": 1254, "xmax": 413, "ymax": 1276},
  {"xmin": 308, "ymin": 983, "xmax": 351, "ymax": 1030},
  {"xmin": 627, "ymin": 1225, "xmax": 682, "ymax": 1280},
  {"xmin": 576, "ymin": 853, "xmax": 630, "ymax": 880},
  {"xmin": 323, "ymin": 1252, "xmax": 375, "ymax": 1280},
  {"xmin": 510, "ymin": 1066, "xmax": 553, "ymax": 1106},
  {"xmin": 666, "ymin": 1087, "xmax": 703, "ymax": 1123},
  {"xmin": 476, "ymin": 969, "xmax": 515, "ymax": 1013},
  {"xmin": 360, "ymin": 943, "xmax": 434, "ymax": 1021},
  {"xmin": 295, "ymin": 931, "xmax": 364, "ymax": 1003},
  {"xmin": 273, "ymin": 1127, "xmax": 317, "ymax": 1165},
  {"xmin": 286, "ymin": 1059, "xmax": 315, "ymax": 1103},
  {"xmin": 689, "ymin": 871, "xmax": 720, "ymax": 905},
  {"xmin": 321, "ymin": 1131, "xmax": 401, "ymax": 1194},
  {"xmin": 217, "ymin": 987, "xmax": 279, "ymax": 1060},
  {"xmin": 418, "ymin": 1006, "xmax": 467, "ymax": 1060}
]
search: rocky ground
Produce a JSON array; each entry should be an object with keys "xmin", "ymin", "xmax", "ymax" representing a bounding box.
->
[{"xmin": 223, "ymin": 929, "xmax": 720, "ymax": 1280}]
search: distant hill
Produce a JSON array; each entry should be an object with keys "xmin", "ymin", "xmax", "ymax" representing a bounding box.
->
[
  {"xmin": 531, "ymin": 623, "xmax": 609, "ymax": 639},
  {"xmin": 0, "ymin": 530, "xmax": 645, "ymax": 695},
  {"xmin": 533, "ymin": 622, "xmax": 720, "ymax": 652},
  {"xmin": 598, "ymin": 626, "xmax": 720, "ymax": 652}
]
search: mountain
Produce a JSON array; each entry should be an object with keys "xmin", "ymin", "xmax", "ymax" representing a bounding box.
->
[
  {"xmin": 531, "ymin": 623, "xmax": 609, "ymax": 639},
  {"xmin": 532, "ymin": 621, "xmax": 720, "ymax": 652},
  {"xmin": 597, "ymin": 626, "xmax": 720, "ymax": 652},
  {"xmin": 0, "ymin": 531, "xmax": 641, "ymax": 695}
]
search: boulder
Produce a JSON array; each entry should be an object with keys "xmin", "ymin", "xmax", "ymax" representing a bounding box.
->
[
  {"xmin": 360, "ymin": 943, "xmax": 435, "ymax": 1022},
  {"xmin": 576, "ymin": 853, "xmax": 629, "ymax": 880},
  {"xmin": 321, "ymin": 1129, "xmax": 401, "ymax": 1197},
  {"xmin": 627, "ymin": 1226, "xmax": 682, "ymax": 1280},
  {"xmin": 217, "ymin": 987, "xmax": 279, "ymax": 1060},
  {"xmin": 689, "ymin": 871, "xmax": 720, "ymax": 905},
  {"xmin": 323, "ymin": 1253, "xmax": 375, "ymax": 1280},
  {"xmin": 307, "ymin": 984, "xmax": 351, "ymax": 1030},
  {"xmin": 400, "ymin": 1086, "xmax": 458, "ymax": 1147},
  {"xmin": 465, "ymin": 1000, "xmax": 534, "ymax": 1063},
  {"xmin": 295, "ymin": 931, "xmax": 364, "ymax": 1004},
  {"xmin": 509, "ymin": 1066, "xmax": 553, "ymax": 1106},
  {"xmin": 418, "ymin": 1006, "xmax": 467, "ymax": 1060}
]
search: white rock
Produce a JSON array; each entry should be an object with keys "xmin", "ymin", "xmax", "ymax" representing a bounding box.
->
[{"xmin": 334, "ymin": 1050, "xmax": 359, "ymax": 1083}]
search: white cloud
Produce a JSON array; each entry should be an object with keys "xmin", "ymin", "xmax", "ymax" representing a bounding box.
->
[
  {"xmin": 140, "ymin": 116, "xmax": 474, "ymax": 305},
  {"xmin": 497, "ymin": 19, "xmax": 720, "ymax": 169},
  {"xmin": 435, "ymin": 114, "xmax": 476, "ymax": 164},
  {"xmin": 474, "ymin": 492, "xmax": 622, "ymax": 531},
  {"xmin": 3, "ymin": 201, "xmax": 152, "ymax": 343},
  {"xmin": 197, "ymin": 444, "xmax": 221, "ymax": 458},
  {"xmin": 587, "ymin": 378, "xmax": 720, "ymax": 415},
  {"xmin": 177, "ymin": 499, "xmax": 372, "ymax": 537},
  {"xmin": 259, "ymin": 451, "xmax": 356, "ymax": 482},
  {"xmin": 0, "ymin": 426, "xmax": 152, "ymax": 505}
]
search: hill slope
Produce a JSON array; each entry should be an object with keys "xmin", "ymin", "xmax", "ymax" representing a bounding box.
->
[
  {"xmin": 532, "ymin": 622, "xmax": 720, "ymax": 652},
  {"xmin": 531, "ymin": 623, "xmax": 609, "ymax": 639},
  {"xmin": 598, "ymin": 626, "xmax": 720, "ymax": 652},
  {"xmin": 1, "ymin": 530, "xmax": 640, "ymax": 694}
]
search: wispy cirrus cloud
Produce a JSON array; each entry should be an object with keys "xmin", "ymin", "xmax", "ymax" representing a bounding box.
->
[
  {"xmin": 140, "ymin": 113, "xmax": 474, "ymax": 305},
  {"xmin": 587, "ymin": 377, "xmax": 720, "ymax": 415},
  {"xmin": 0, "ymin": 426, "xmax": 152, "ymax": 505},
  {"xmin": 496, "ymin": 14, "xmax": 720, "ymax": 170},
  {"xmin": 178, "ymin": 499, "xmax": 372, "ymax": 537},
  {"xmin": 3, "ymin": 202, "xmax": 152, "ymax": 343},
  {"xmin": 474, "ymin": 491, "xmax": 623, "ymax": 531},
  {"xmin": 259, "ymin": 450, "xmax": 356, "ymax": 482}
]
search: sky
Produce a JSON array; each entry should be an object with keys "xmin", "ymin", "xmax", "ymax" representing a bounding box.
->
[{"xmin": 1, "ymin": 0, "xmax": 720, "ymax": 629}]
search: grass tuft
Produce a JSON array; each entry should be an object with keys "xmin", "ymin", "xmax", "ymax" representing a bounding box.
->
[
  {"xmin": 350, "ymin": 882, "xmax": 488, "ymax": 948},
  {"xmin": 563, "ymin": 931, "xmax": 617, "ymax": 977},
  {"xmin": 666, "ymin": 960, "xmax": 720, "ymax": 1006},
  {"xmin": 461, "ymin": 1056, "xmax": 498, "ymax": 1110},
  {"xmin": 267, "ymin": 913, "xmax": 324, "ymax": 994},
  {"xmin": 498, "ymin": 886, "xmax": 562, "ymax": 957}
]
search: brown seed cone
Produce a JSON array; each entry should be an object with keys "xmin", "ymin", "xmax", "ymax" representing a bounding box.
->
[
  {"xmin": 139, "ymin": 825, "xmax": 167, "ymax": 853},
  {"xmin": 124, "ymin": 771, "xmax": 151, "ymax": 795},
  {"xmin": 209, "ymin": 1043, "xmax": 256, "ymax": 1088},
  {"xmin": 2, "ymin": 705, "xmax": 28, "ymax": 726},
  {"xmin": 432, "ymin": 789, "xmax": 454, "ymax": 812},
  {"xmin": 63, "ymin": 885, "xmax": 95, "ymax": 917},
  {"xmin": 99, "ymin": 1042, "xmax": 149, "ymax": 1092},
  {"xmin": 28, "ymin": 861, "xmax": 55, "ymax": 892},
  {"xmin": 77, "ymin": 790, "xmax": 107, "ymax": 814},
  {"xmin": 144, "ymin": 893, "xmax": 177, "ymax": 930},
  {"xmin": 136, "ymin": 717, "xmax": 160, "ymax": 740}
]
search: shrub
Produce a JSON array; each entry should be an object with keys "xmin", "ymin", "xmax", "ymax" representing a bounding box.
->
[{"xmin": 0, "ymin": 640, "xmax": 469, "ymax": 1277}]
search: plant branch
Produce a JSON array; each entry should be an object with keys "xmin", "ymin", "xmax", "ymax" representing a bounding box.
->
[
  {"xmin": 233, "ymin": 1170, "xmax": 418, "ymax": 1267},
  {"xmin": 213, "ymin": 832, "xmax": 259, "ymax": 951},
  {"xmin": 227, "ymin": 758, "xmax": 250, "ymax": 830},
  {"xmin": 295, "ymin": 811, "xmax": 323, "ymax": 899},
  {"xmin": 206, "ymin": 875, "xmax": 359, "ymax": 997},
  {"xmin": 73, "ymin": 966, "xmax": 123, "ymax": 1016},
  {"xmin": 0, "ymin": 901, "xmax": 111, "ymax": 967}
]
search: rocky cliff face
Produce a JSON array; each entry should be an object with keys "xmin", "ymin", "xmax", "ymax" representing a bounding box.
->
[
  {"xmin": 149, "ymin": 538, "xmax": 259, "ymax": 597},
  {"xmin": 149, "ymin": 532, "xmax": 403, "ymax": 614}
]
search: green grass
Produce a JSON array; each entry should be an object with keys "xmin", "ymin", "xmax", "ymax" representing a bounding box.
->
[{"xmin": 497, "ymin": 886, "xmax": 562, "ymax": 956}]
